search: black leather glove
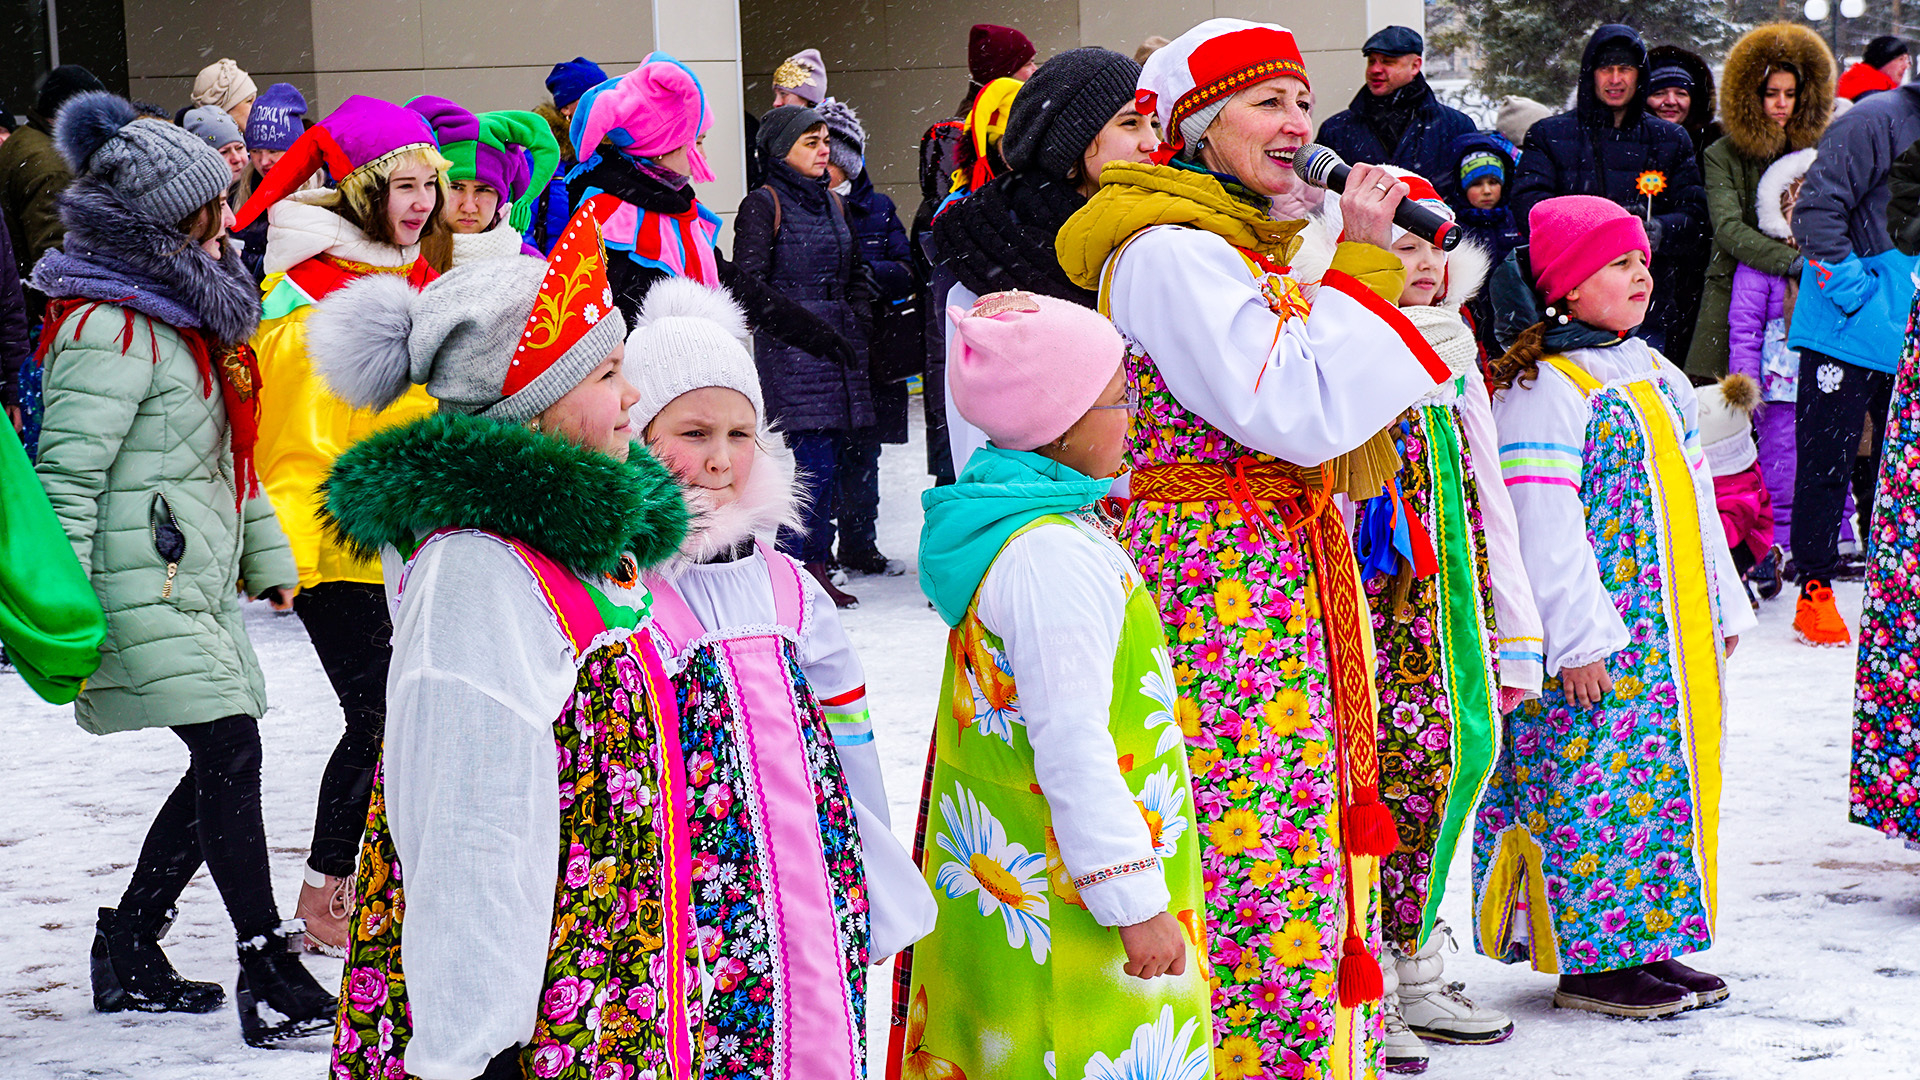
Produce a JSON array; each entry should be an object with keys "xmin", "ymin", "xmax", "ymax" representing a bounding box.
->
[{"xmin": 1631, "ymin": 205, "xmax": 1664, "ymax": 252}]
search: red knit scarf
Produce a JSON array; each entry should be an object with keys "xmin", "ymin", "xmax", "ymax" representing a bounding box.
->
[{"xmin": 35, "ymin": 299, "xmax": 264, "ymax": 509}]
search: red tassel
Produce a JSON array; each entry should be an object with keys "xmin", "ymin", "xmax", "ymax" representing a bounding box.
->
[
  {"xmin": 1346, "ymin": 786, "xmax": 1401, "ymax": 858},
  {"xmin": 1337, "ymin": 934, "xmax": 1383, "ymax": 1006},
  {"xmin": 1401, "ymin": 493, "xmax": 1440, "ymax": 578}
]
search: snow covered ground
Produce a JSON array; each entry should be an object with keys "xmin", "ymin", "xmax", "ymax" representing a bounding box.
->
[{"xmin": 3, "ymin": 414, "xmax": 1918, "ymax": 1079}]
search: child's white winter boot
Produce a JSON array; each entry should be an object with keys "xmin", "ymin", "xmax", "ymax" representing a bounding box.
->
[
  {"xmin": 1396, "ymin": 921, "xmax": 1515, "ymax": 1045},
  {"xmin": 1379, "ymin": 946, "xmax": 1430, "ymax": 1073}
]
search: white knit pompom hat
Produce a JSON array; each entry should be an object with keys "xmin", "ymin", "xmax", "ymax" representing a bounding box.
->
[{"xmin": 626, "ymin": 277, "xmax": 763, "ymax": 435}]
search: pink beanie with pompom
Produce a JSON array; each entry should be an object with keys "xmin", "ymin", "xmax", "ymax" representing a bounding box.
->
[
  {"xmin": 1528, "ymin": 195, "xmax": 1651, "ymax": 303},
  {"xmin": 947, "ymin": 291, "xmax": 1126, "ymax": 452}
]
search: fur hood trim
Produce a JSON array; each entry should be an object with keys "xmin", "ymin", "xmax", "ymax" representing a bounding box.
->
[
  {"xmin": 665, "ymin": 430, "xmax": 807, "ymax": 573},
  {"xmin": 1438, "ymin": 238, "xmax": 1493, "ymax": 311},
  {"xmin": 1756, "ymin": 147, "xmax": 1818, "ymax": 240},
  {"xmin": 1721, "ymin": 23, "xmax": 1836, "ymax": 162},
  {"xmin": 1278, "ymin": 207, "xmax": 1490, "ymax": 311},
  {"xmin": 264, "ymin": 190, "xmax": 420, "ymax": 275},
  {"xmin": 320, "ymin": 411, "xmax": 689, "ymax": 575},
  {"xmin": 36, "ymin": 175, "xmax": 260, "ymax": 344}
]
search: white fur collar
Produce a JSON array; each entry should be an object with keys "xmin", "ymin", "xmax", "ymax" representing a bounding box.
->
[
  {"xmin": 1437, "ymin": 238, "xmax": 1493, "ymax": 311},
  {"xmin": 1757, "ymin": 148, "xmax": 1818, "ymax": 241},
  {"xmin": 661, "ymin": 430, "xmax": 806, "ymax": 576},
  {"xmin": 264, "ymin": 190, "xmax": 420, "ymax": 275},
  {"xmin": 449, "ymin": 225, "xmax": 526, "ymax": 268}
]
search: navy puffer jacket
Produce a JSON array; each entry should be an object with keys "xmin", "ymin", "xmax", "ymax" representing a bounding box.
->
[
  {"xmin": 732, "ymin": 162, "xmax": 873, "ymax": 432},
  {"xmin": 1510, "ymin": 23, "xmax": 1708, "ymax": 352},
  {"xmin": 1316, "ymin": 75, "xmax": 1478, "ymax": 201}
]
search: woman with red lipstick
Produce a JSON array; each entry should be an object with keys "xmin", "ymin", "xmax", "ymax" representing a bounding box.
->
[
  {"xmin": 1055, "ymin": 18, "xmax": 1457, "ymax": 1079},
  {"xmin": 234, "ymin": 95, "xmax": 450, "ymax": 957}
]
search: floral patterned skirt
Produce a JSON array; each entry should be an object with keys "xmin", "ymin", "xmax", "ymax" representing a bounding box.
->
[
  {"xmin": 1366, "ymin": 406, "xmax": 1500, "ymax": 954},
  {"xmin": 1124, "ymin": 498, "xmax": 1378, "ymax": 1080},
  {"xmin": 1852, "ymin": 293, "xmax": 1920, "ymax": 845},
  {"xmin": 330, "ymin": 636, "xmax": 701, "ymax": 1080}
]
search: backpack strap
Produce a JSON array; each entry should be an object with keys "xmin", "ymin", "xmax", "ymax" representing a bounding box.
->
[{"xmin": 758, "ymin": 184, "xmax": 782, "ymax": 235}]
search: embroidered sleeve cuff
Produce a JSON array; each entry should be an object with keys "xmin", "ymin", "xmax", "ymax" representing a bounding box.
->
[{"xmin": 1075, "ymin": 861, "xmax": 1172, "ymax": 928}]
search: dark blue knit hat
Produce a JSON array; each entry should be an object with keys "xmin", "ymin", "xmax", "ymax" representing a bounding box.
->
[
  {"xmin": 244, "ymin": 82, "xmax": 308, "ymax": 151},
  {"xmin": 546, "ymin": 57, "xmax": 608, "ymax": 111}
]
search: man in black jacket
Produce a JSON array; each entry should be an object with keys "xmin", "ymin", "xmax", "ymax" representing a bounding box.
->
[
  {"xmin": 1316, "ymin": 26, "xmax": 1477, "ymax": 201},
  {"xmin": 1510, "ymin": 23, "xmax": 1707, "ymax": 353}
]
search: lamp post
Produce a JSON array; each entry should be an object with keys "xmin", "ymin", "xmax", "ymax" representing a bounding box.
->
[{"xmin": 1809, "ymin": 0, "xmax": 1871, "ymax": 59}]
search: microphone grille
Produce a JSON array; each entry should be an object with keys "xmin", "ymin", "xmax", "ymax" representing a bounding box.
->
[{"xmin": 1292, "ymin": 143, "xmax": 1343, "ymax": 188}]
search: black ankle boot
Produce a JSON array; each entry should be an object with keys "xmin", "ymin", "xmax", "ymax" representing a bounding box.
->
[
  {"xmin": 235, "ymin": 924, "xmax": 335, "ymax": 1046},
  {"xmin": 91, "ymin": 906, "xmax": 226, "ymax": 1014}
]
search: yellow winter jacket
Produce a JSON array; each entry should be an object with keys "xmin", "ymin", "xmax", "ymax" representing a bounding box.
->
[{"xmin": 253, "ymin": 270, "xmax": 437, "ymax": 587}]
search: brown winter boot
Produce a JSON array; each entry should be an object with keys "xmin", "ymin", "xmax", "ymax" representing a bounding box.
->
[
  {"xmin": 294, "ymin": 866, "xmax": 353, "ymax": 957},
  {"xmin": 804, "ymin": 561, "xmax": 860, "ymax": 609}
]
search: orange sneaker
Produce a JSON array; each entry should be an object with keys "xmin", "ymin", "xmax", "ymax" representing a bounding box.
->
[{"xmin": 1794, "ymin": 580, "xmax": 1852, "ymax": 648}]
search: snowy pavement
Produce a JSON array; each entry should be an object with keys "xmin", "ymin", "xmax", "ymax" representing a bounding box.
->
[{"xmin": 3, "ymin": 418, "xmax": 1917, "ymax": 1079}]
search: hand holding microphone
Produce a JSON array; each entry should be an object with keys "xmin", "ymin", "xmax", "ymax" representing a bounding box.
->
[{"xmin": 1291, "ymin": 143, "xmax": 1461, "ymax": 251}]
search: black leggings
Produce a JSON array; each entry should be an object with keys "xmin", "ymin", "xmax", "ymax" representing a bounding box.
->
[
  {"xmin": 118, "ymin": 713, "xmax": 279, "ymax": 940},
  {"xmin": 294, "ymin": 582, "xmax": 393, "ymax": 879}
]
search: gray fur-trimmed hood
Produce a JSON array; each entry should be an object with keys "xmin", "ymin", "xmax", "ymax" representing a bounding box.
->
[{"xmin": 31, "ymin": 175, "xmax": 260, "ymax": 345}]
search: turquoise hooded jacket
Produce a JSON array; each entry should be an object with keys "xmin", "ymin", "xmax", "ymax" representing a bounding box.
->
[{"xmin": 918, "ymin": 446, "xmax": 1113, "ymax": 627}]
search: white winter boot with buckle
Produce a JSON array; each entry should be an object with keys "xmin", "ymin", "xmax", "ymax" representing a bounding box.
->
[
  {"xmin": 1397, "ymin": 921, "xmax": 1515, "ymax": 1045},
  {"xmin": 1379, "ymin": 946, "xmax": 1430, "ymax": 1073}
]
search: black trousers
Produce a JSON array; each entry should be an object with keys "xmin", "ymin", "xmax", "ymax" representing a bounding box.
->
[
  {"xmin": 836, "ymin": 428, "xmax": 882, "ymax": 558},
  {"xmin": 118, "ymin": 713, "xmax": 279, "ymax": 940},
  {"xmin": 1792, "ymin": 348, "xmax": 1893, "ymax": 584},
  {"xmin": 294, "ymin": 581, "xmax": 393, "ymax": 879}
]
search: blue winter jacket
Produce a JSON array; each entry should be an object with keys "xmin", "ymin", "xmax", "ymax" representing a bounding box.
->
[
  {"xmin": 1786, "ymin": 83, "xmax": 1920, "ymax": 373},
  {"xmin": 1316, "ymin": 75, "xmax": 1478, "ymax": 201}
]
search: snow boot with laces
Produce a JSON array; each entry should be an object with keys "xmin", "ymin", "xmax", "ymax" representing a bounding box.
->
[
  {"xmin": 293, "ymin": 865, "xmax": 353, "ymax": 957},
  {"xmin": 235, "ymin": 923, "xmax": 336, "ymax": 1046},
  {"xmin": 1379, "ymin": 947, "xmax": 1429, "ymax": 1073},
  {"xmin": 91, "ymin": 906, "xmax": 225, "ymax": 1014},
  {"xmin": 1396, "ymin": 921, "xmax": 1514, "ymax": 1045}
]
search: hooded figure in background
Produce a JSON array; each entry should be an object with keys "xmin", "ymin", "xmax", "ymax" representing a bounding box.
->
[
  {"xmin": 1510, "ymin": 23, "xmax": 1707, "ymax": 356},
  {"xmin": 1646, "ymin": 45, "xmax": 1722, "ymax": 165}
]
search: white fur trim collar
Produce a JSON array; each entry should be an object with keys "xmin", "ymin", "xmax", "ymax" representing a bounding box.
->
[
  {"xmin": 264, "ymin": 190, "xmax": 420, "ymax": 275},
  {"xmin": 1757, "ymin": 148, "xmax": 1818, "ymax": 242},
  {"xmin": 450, "ymin": 225, "xmax": 527, "ymax": 268},
  {"xmin": 661, "ymin": 429, "xmax": 807, "ymax": 574}
]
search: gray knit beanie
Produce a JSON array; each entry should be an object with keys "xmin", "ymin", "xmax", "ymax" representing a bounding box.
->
[
  {"xmin": 181, "ymin": 105, "xmax": 244, "ymax": 150},
  {"xmin": 814, "ymin": 98, "xmax": 865, "ymax": 179},
  {"xmin": 757, "ymin": 104, "xmax": 827, "ymax": 167},
  {"xmin": 307, "ymin": 255, "xmax": 628, "ymax": 424},
  {"xmin": 1000, "ymin": 48, "xmax": 1143, "ymax": 182},
  {"xmin": 55, "ymin": 92, "xmax": 231, "ymax": 225}
]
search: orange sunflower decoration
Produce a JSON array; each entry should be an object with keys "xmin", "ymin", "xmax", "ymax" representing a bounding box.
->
[{"xmin": 1636, "ymin": 170, "xmax": 1667, "ymax": 217}]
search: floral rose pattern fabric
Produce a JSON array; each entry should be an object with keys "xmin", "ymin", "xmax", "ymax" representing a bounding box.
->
[
  {"xmin": 1852, "ymin": 293, "xmax": 1920, "ymax": 846},
  {"xmin": 1119, "ymin": 346, "xmax": 1379, "ymax": 1080},
  {"xmin": 675, "ymin": 645, "xmax": 870, "ymax": 1080},
  {"xmin": 331, "ymin": 636, "xmax": 701, "ymax": 1079},
  {"xmin": 1473, "ymin": 384, "xmax": 1716, "ymax": 975}
]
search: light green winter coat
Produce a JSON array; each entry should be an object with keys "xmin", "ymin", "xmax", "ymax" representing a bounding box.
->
[{"xmin": 34, "ymin": 302, "xmax": 298, "ymax": 734}]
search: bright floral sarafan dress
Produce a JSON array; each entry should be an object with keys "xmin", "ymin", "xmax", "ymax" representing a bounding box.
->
[
  {"xmin": 899, "ymin": 514, "xmax": 1212, "ymax": 1080},
  {"xmin": 331, "ymin": 531, "xmax": 700, "ymax": 1080},
  {"xmin": 1360, "ymin": 395, "xmax": 1501, "ymax": 954},
  {"xmin": 1852, "ymin": 292, "xmax": 1920, "ymax": 848},
  {"xmin": 641, "ymin": 546, "xmax": 873, "ymax": 1080},
  {"xmin": 1120, "ymin": 352, "xmax": 1385, "ymax": 1080},
  {"xmin": 1476, "ymin": 352, "xmax": 1732, "ymax": 974}
]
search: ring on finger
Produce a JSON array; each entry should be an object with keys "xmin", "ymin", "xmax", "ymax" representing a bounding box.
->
[{"xmin": 1373, "ymin": 180, "xmax": 1390, "ymax": 192}]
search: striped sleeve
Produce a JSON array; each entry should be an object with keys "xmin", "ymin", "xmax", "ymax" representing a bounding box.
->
[
  {"xmin": 1500, "ymin": 440, "xmax": 1583, "ymax": 490},
  {"xmin": 819, "ymin": 685, "xmax": 874, "ymax": 749}
]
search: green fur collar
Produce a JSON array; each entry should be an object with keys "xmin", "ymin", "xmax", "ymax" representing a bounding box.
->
[{"xmin": 321, "ymin": 412, "xmax": 689, "ymax": 575}]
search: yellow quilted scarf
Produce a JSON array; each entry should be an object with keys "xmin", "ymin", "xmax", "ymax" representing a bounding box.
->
[{"xmin": 1058, "ymin": 160, "xmax": 1401, "ymax": 497}]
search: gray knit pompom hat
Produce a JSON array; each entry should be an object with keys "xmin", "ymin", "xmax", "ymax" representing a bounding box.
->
[
  {"xmin": 308, "ymin": 255, "xmax": 627, "ymax": 424},
  {"xmin": 56, "ymin": 91, "xmax": 231, "ymax": 225},
  {"xmin": 814, "ymin": 97, "xmax": 865, "ymax": 178}
]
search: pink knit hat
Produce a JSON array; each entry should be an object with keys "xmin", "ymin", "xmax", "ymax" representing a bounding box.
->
[
  {"xmin": 947, "ymin": 291, "xmax": 1125, "ymax": 452},
  {"xmin": 1528, "ymin": 195, "xmax": 1652, "ymax": 303}
]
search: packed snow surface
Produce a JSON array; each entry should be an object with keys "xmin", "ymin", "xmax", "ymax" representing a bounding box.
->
[{"xmin": 3, "ymin": 416, "xmax": 1916, "ymax": 1078}]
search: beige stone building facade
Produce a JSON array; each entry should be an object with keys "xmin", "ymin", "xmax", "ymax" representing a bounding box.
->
[{"xmin": 79, "ymin": 0, "xmax": 1419, "ymax": 236}]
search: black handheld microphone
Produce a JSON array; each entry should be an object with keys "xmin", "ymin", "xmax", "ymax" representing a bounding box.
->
[{"xmin": 1291, "ymin": 143, "xmax": 1460, "ymax": 251}]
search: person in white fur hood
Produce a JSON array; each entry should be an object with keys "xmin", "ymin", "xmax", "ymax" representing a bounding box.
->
[
  {"xmin": 1355, "ymin": 166, "xmax": 1544, "ymax": 1074},
  {"xmin": 623, "ymin": 278, "xmax": 935, "ymax": 1080}
]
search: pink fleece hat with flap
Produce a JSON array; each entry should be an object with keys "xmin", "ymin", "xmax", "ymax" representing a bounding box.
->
[
  {"xmin": 571, "ymin": 54, "xmax": 714, "ymax": 182},
  {"xmin": 947, "ymin": 291, "xmax": 1126, "ymax": 452},
  {"xmin": 1527, "ymin": 195, "xmax": 1651, "ymax": 303}
]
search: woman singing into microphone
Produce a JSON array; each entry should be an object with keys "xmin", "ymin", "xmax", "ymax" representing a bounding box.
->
[{"xmin": 1055, "ymin": 19, "xmax": 1470, "ymax": 1078}]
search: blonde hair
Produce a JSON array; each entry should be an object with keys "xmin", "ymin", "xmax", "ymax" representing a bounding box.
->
[{"xmin": 312, "ymin": 145, "xmax": 453, "ymax": 246}]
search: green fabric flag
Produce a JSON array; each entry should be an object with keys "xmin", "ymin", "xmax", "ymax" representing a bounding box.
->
[{"xmin": 0, "ymin": 420, "xmax": 104, "ymax": 703}]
